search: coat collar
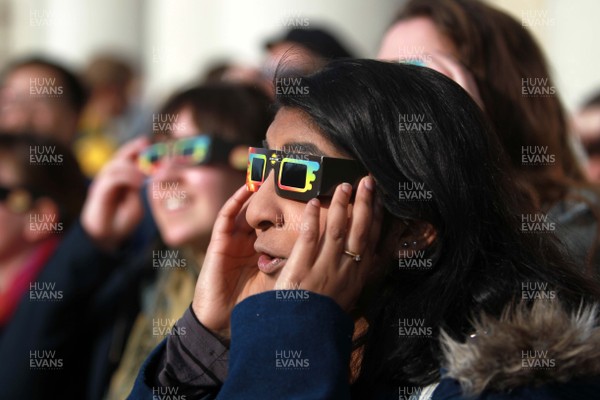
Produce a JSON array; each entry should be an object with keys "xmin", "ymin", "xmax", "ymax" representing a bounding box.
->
[{"xmin": 440, "ymin": 299, "xmax": 600, "ymax": 396}]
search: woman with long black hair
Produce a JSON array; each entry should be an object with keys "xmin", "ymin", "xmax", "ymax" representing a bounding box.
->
[{"xmin": 130, "ymin": 60, "xmax": 600, "ymax": 399}]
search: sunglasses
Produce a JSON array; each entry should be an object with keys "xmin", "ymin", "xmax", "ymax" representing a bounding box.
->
[
  {"xmin": 246, "ymin": 147, "xmax": 368, "ymax": 201},
  {"xmin": 0, "ymin": 186, "xmax": 34, "ymax": 213},
  {"xmin": 138, "ymin": 135, "xmax": 248, "ymax": 175}
]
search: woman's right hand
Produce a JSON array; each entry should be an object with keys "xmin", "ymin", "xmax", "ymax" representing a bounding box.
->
[
  {"xmin": 192, "ymin": 185, "xmax": 263, "ymax": 336},
  {"xmin": 81, "ymin": 137, "xmax": 149, "ymax": 252}
]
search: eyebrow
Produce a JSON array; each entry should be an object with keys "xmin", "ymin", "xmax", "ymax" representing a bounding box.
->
[{"xmin": 263, "ymin": 140, "xmax": 324, "ymax": 156}]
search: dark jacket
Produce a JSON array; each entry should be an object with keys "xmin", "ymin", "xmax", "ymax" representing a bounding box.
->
[
  {"xmin": 129, "ymin": 291, "xmax": 600, "ymax": 400},
  {"xmin": 0, "ymin": 220, "xmax": 154, "ymax": 400}
]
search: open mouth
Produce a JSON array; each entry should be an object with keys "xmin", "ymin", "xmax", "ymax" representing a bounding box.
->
[{"xmin": 257, "ymin": 252, "xmax": 287, "ymax": 274}]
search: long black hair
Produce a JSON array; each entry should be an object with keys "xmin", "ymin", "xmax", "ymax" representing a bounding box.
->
[{"xmin": 275, "ymin": 59, "xmax": 600, "ymax": 392}]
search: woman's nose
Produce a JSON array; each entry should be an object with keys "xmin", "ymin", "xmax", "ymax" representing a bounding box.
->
[{"xmin": 246, "ymin": 168, "xmax": 280, "ymax": 230}]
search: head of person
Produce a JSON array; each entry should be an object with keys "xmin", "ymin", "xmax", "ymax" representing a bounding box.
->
[
  {"xmin": 0, "ymin": 57, "xmax": 87, "ymax": 146},
  {"xmin": 573, "ymin": 92, "xmax": 600, "ymax": 181},
  {"xmin": 262, "ymin": 27, "xmax": 355, "ymax": 90},
  {"xmin": 82, "ymin": 54, "xmax": 136, "ymax": 118},
  {"xmin": 143, "ymin": 84, "xmax": 273, "ymax": 249},
  {"xmin": 244, "ymin": 59, "xmax": 599, "ymax": 390},
  {"xmin": 201, "ymin": 61, "xmax": 274, "ymax": 99},
  {"xmin": 378, "ymin": 0, "xmax": 584, "ymax": 206},
  {"xmin": 0, "ymin": 132, "xmax": 87, "ymax": 264}
]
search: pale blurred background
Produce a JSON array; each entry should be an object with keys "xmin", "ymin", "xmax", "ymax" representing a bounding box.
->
[{"xmin": 0, "ymin": 0, "xmax": 599, "ymax": 111}]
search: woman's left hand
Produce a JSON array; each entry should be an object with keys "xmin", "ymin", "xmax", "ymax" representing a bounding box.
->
[{"xmin": 275, "ymin": 176, "xmax": 383, "ymax": 311}]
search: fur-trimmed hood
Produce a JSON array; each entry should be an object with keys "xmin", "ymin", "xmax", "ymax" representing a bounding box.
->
[{"xmin": 440, "ymin": 299, "xmax": 600, "ymax": 396}]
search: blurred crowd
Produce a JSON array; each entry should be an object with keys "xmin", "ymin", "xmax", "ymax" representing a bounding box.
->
[{"xmin": 0, "ymin": 0, "xmax": 599, "ymax": 399}]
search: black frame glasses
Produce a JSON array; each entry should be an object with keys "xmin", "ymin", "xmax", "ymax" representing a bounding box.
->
[{"xmin": 246, "ymin": 147, "xmax": 367, "ymax": 202}]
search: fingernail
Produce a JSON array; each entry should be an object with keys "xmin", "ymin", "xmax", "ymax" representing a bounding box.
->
[
  {"xmin": 309, "ymin": 198, "xmax": 320, "ymax": 207},
  {"xmin": 364, "ymin": 176, "xmax": 374, "ymax": 191},
  {"xmin": 340, "ymin": 182, "xmax": 352, "ymax": 194}
]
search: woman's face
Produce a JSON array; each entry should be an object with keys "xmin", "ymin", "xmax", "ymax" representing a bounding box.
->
[
  {"xmin": 378, "ymin": 18, "xmax": 484, "ymax": 108},
  {"xmin": 378, "ymin": 17, "xmax": 458, "ymax": 62},
  {"xmin": 245, "ymin": 108, "xmax": 352, "ymax": 279},
  {"xmin": 148, "ymin": 107, "xmax": 245, "ymax": 249},
  {"xmin": 0, "ymin": 66, "xmax": 78, "ymax": 146}
]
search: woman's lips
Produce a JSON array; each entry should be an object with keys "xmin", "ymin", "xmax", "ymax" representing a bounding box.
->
[{"xmin": 257, "ymin": 253, "xmax": 287, "ymax": 274}]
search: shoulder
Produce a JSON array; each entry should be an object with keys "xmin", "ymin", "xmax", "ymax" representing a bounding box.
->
[{"xmin": 434, "ymin": 299, "xmax": 600, "ymax": 399}]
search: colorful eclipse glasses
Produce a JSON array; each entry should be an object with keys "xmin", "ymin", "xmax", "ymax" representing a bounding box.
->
[
  {"xmin": 138, "ymin": 135, "xmax": 248, "ymax": 175},
  {"xmin": 246, "ymin": 147, "xmax": 367, "ymax": 202}
]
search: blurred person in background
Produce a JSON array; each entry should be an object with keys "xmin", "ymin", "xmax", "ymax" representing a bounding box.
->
[
  {"xmin": 202, "ymin": 60, "xmax": 236, "ymax": 83},
  {"xmin": 379, "ymin": 0, "xmax": 600, "ymax": 274},
  {"xmin": 573, "ymin": 91, "xmax": 600, "ymax": 182},
  {"xmin": 0, "ymin": 83, "xmax": 272, "ymax": 400},
  {"xmin": 0, "ymin": 133, "xmax": 86, "ymax": 330},
  {"xmin": 263, "ymin": 26, "xmax": 355, "ymax": 78},
  {"xmin": 0, "ymin": 133, "xmax": 93, "ymax": 399},
  {"xmin": 261, "ymin": 26, "xmax": 355, "ymax": 96},
  {"xmin": 86, "ymin": 83, "xmax": 273, "ymax": 399},
  {"xmin": 0, "ymin": 56, "xmax": 87, "ymax": 147},
  {"xmin": 76, "ymin": 54, "xmax": 150, "ymax": 178},
  {"xmin": 210, "ymin": 26, "xmax": 356, "ymax": 98}
]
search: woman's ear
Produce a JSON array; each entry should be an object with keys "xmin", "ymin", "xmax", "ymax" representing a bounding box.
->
[
  {"xmin": 376, "ymin": 218, "xmax": 437, "ymax": 263},
  {"xmin": 397, "ymin": 220, "xmax": 437, "ymax": 257},
  {"xmin": 22, "ymin": 197, "xmax": 61, "ymax": 243}
]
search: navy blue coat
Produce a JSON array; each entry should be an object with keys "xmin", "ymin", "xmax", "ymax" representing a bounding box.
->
[
  {"xmin": 0, "ymin": 218, "xmax": 156, "ymax": 400},
  {"xmin": 129, "ymin": 291, "xmax": 600, "ymax": 400}
]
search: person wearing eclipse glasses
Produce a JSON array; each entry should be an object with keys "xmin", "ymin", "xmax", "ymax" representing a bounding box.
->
[
  {"xmin": 95, "ymin": 84, "xmax": 274, "ymax": 399},
  {"xmin": 128, "ymin": 60, "xmax": 600, "ymax": 400},
  {"xmin": 0, "ymin": 84, "xmax": 273, "ymax": 400}
]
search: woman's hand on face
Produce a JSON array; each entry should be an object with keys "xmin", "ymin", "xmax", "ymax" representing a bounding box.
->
[
  {"xmin": 81, "ymin": 137, "xmax": 149, "ymax": 252},
  {"xmin": 275, "ymin": 176, "xmax": 383, "ymax": 312},
  {"xmin": 192, "ymin": 176, "xmax": 382, "ymax": 333},
  {"xmin": 192, "ymin": 186, "xmax": 264, "ymax": 336}
]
